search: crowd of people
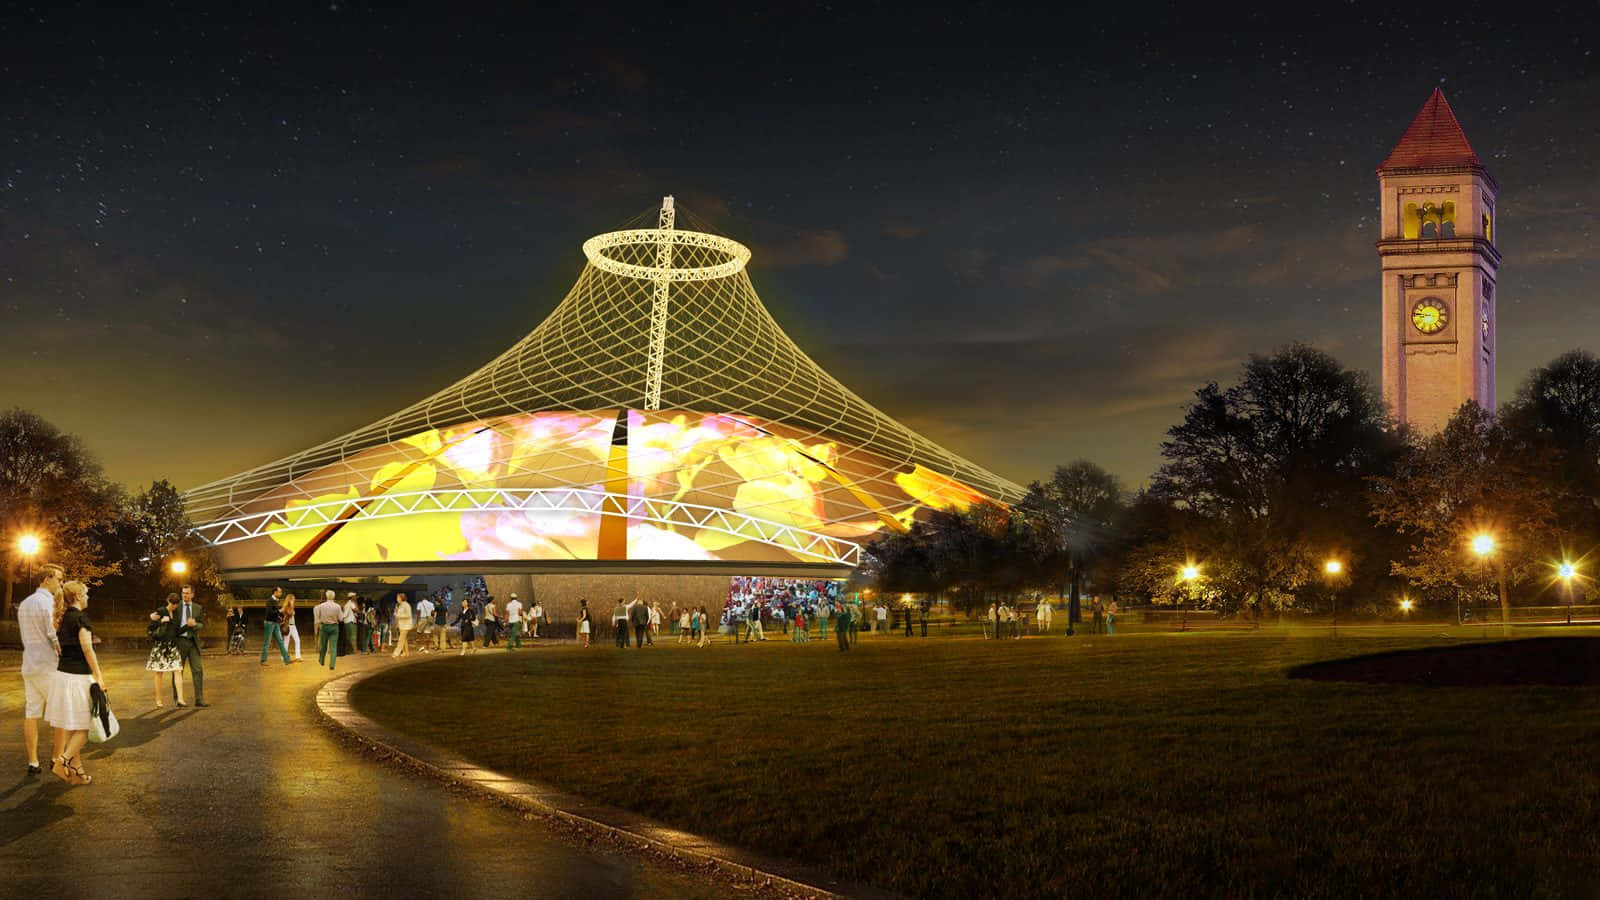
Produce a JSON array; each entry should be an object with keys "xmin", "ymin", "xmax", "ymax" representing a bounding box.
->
[{"xmin": 224, "ymin": 578, "xmax": 557, "ymax": 669}]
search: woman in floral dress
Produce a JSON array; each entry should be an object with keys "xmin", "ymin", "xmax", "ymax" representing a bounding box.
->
[{"xmin": 146, "ymin": 592, "xmax": 185, "ymax": 707}]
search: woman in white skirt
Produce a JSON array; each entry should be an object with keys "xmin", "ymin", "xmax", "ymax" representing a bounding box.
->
[
  {"xmin": 282, "ymin": 593, "xmax": 303, "ymax": 661},
  {"xmin": 146, "ymin": 592, "xmax": 185, "ymax": 707},
  {"xmin": 49, "ymin": 580, "xmax": 105, "ymax": 786}
]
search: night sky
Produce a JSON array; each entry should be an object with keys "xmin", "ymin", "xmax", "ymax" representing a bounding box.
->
[{"xmin": 3, "ymin": 3, "xmax": 1597, "ymax": 494}]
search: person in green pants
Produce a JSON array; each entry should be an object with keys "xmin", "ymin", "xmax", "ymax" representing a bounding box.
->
[
  {"xmin": 260, "ymin": 588, "xmax": 292, "ymax": 666},
  {"xmin": 313, "ymin": 590, "xmax": 342, "ymax": 670},
  {"xmin": 505, "ymin": 593, "xmax": 524, "ymax": 651},
  {"xmin": 341, "ymin": 593, "xmax": 359, "ymax": 656}
]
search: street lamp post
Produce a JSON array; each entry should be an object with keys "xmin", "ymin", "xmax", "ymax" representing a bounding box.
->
[
  {"xmin": 1324, "ymin": 559, "xmax": 1343, "ymax": 638},
  {"xmin": 1471, "ymin": 534, "xmax": 1495, "ymax": 637},
  {"xmin": 1559, "ymin": 562, "xmax": 1577, "ymax": 626},
  {"xmin": 1179, "ymin": 565, "xmax": 1199, "ymax": 633},
  {"xmin": 18, "ymin": 534, "xmax": 41, "ymax": 584}
]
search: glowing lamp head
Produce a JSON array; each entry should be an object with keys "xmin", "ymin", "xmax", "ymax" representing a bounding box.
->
[
  {"xmin": 1324, "ymin": 560, "xmax": 1343, "ymax": 576},
  {"xmin": 1559, "ymin": 563, "xmax": 1577, "ymax": 580},
  {"xmin": 1399, "ymin": 598, "xmax": 1414, "ymax": 612},
  {"xmin": 1471, "ymin": 534, "xmax": 1495, "ymax": 557},
  {"xmin": 1180, "ymin": 565, "xmax": 1200, "ymax": 582},
  {"xmin": 18, "ymin": 534, "xmax": 40, "ymax": 556},
  {"xmin": 170, "ymin": 560, "xmax": 189, "ymax": 576}
]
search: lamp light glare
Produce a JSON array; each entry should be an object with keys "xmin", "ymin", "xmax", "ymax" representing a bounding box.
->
[
  {"xmin": 1181, "ymin": 565, "xmax": 1200, "ymax": 582},
  {"xmin": 1559, "ymin": 563, "xmax": 1576, "ymax": 580},
  {"xmin": 1471, "ymin": 534, "xmax": 1495, "ymax": 557},
  {"xmin": 170, "ymin": 560, "xmax": 188, "ymax": 575},
  {"xmin": 18, "ymin": 534, "xmax": 40, "ymax": 556},
  {"xmin": 1399, "ymin": 598, "xmax": 1414, "ymax": 612},
  {"xmin": 1324, "ymin": 560, "xmax": 1343, "ymax": 575}
]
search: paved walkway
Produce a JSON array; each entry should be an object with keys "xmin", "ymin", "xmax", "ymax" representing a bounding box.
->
[{"xmin": 0, "ymin": 646, "xmax": 725, "ymax": 899}]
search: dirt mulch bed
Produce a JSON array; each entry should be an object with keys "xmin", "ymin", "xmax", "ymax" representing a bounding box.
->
[{"xmin": 1288, "ymin": 637, "xmax": 1600, "ymax": 686}]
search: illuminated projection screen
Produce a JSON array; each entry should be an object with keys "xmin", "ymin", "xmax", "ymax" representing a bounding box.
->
[{"xmin": 209, "ymin": 410, "xmax": 991, "ymax": 571}]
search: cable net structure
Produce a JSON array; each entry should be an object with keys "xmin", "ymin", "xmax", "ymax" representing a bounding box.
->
[{"xmin": 186, "ymin": 198, "xmax": 1023, "ymax": 576}]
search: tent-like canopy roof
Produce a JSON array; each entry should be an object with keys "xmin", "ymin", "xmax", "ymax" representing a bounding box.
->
[{"xmin": 187, "ymin": 199, "xmax": 1023, "ymax": 577}]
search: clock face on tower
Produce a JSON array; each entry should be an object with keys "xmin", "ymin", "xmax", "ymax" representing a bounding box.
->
[{"xmin": 1411, "ymin": 298, "xmax": 1449, "ymax": 334}]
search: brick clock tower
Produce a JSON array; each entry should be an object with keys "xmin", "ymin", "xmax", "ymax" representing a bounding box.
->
[{"xmin": 1377, "ymin": 88, "xmax": 1499, "ymax": 433}]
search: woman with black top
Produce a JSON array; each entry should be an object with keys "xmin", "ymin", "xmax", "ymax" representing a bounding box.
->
[
  {"xmin": 456, "ymin": 598, "xmax": 477, "ymax": 656},
  {"xmin": 146, "ymin": 592, "xmax": 185, "ymax": 707},
  {"xmin": 577, "ymin": 598, "xmax": 591, "ymax": 648},
  {"xmin": 48, "ymin": 580, "xmax": 105, "ymax": 786}
]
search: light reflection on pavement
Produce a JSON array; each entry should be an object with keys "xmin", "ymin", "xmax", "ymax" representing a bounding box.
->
[{"xmin": 0, "ymin": 648, "xmax": 727, "ymax": 898}]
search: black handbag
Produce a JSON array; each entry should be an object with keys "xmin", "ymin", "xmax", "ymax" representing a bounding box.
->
[{"xmin": 88, "ymin": 684, "xmax": 120, "ymax": 743}]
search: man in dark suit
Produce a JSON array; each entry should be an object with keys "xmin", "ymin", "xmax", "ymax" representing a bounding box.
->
[
  {"xmin": 173, "ymin": 585, "xmax": 209, "ymax": 707},
  {"xmin": 629, "ymin": 596, "xmax": 650, "ymax": 649}
]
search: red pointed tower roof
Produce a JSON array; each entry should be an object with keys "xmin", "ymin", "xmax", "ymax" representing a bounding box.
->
[{"xmin": 1379, "ymin": 87, "xmax": 1486, "ymax": 173}]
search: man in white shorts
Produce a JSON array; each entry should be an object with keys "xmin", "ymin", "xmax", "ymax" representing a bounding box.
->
[{"xmin": 18, "ymin": 563, "xmax": 63, "ymax": 777}]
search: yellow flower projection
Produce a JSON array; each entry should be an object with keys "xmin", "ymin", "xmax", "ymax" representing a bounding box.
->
[
  {"xmin": 233, "ymin": 409, "xmax": 995, "ymax": 568},
  {"xmin": 265, "ymin": 435, "xmax": 472, "ymax": 564},
  {"xmin": 896, "ymin": 465, "xmax": 987, "ymax": 512}
]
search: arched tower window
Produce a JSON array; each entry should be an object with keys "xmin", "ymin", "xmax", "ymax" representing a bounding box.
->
[
  {"xmin": 1403, "ymin": 203, "xmax": 1420, "ymax": 239},
  {"xmin": 1415, "ymin": 202, "xmax": 1456, "ymax": 240},
  {"xmin": 1482, "ymin": 212, "xmax": 1493, "ymax": 243}
]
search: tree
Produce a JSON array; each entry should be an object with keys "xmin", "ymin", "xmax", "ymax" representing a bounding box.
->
[
  {"xmin": 102, "ymin": 478, "xmax": 226, "ymax": 604},
  {"xmin": 862, "ymin": 523, "xmax": 941, "ymax": 597},
  {"xmin": 1020, "ymin": 460, "xmax": 1124, "ymax": 630},
  {"xmin": 1369, "ymin": 403, "xmax": 1562, "ymax": 625},
  {"xmin": 867, "ymin": 502, "xmax": 1043, "ymax": 617},
  {"xmin": 0, "ymin": 409, "xmax": 123, "ymax": 614},
  {"xmin": 1148, "ymin": 344, "xmax": 1403, "ymax": 619},
  {"xmin": 1507, "ymin": 350, "xmax": 1600, "ymax": 547}
]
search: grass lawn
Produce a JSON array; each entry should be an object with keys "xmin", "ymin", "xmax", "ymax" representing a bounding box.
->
[{"xmin": 349, "ymin": 628, "xmax": 1600, "ymax": 898}]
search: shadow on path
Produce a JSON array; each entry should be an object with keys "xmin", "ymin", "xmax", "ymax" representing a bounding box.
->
[
  {"xmin": 0, "ymin": 776, "xmax": 75, "ymax": 848},
  {"xmin": 83, "ymin": 706, "xmax": 195, "ymax": 759}
]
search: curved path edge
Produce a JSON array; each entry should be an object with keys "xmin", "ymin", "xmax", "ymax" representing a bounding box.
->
[{"xmin": 317, "ymin": 665, "xmax": 896, "ymax": 900}]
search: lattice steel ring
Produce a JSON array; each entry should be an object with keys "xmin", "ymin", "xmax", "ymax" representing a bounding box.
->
[{"xmin": 582, "ymin": 228, "xmax": 751, "ymax": 282}]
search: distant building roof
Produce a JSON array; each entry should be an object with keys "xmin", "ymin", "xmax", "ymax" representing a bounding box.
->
[{"xmin": 1379, "ymin": 87, "xmax": 1486, "ymax": 173}]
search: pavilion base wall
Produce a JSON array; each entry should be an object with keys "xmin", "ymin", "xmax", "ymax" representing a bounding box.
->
[{"xmin": 483, "ymin": 573, "xmax": 731, "ymax": 638}]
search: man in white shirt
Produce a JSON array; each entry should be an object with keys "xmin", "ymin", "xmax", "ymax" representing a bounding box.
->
[
  {"xmin": 18, "ymin": 563, "xmax": 63, "ymax": 777},
  {"xmin": 314, "ymin": 591, "xmax": 344, "ymax": 670},
  {"xmin": 340, "ymin": 593, "xmax": 360, "ymax": 656},
  {"xmin": 504, "ymin": 593, "xmax": 524, "ymax": 651},
  {"xmin": 414, "ymin": 595, "xmax": 435, "ymax": 653}
]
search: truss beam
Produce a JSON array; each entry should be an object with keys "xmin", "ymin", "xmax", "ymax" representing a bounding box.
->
[{"xmin": 193, "ymin": 488, "xmax": 862, "ymax": 567}]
